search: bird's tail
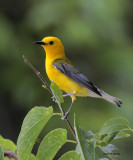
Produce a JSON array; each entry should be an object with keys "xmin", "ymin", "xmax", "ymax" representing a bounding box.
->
[{"xmin": 98, "ymin": 89, "xmax": 122, "ymax": 107}]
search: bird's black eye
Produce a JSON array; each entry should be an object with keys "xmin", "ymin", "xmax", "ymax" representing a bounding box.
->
[{"xmin": 49, "ymin": 41, "xmax": 54, "ymax": 45}]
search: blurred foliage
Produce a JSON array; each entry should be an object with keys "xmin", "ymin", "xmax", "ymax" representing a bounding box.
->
[{"xmin": 0, "ymin": 0, "xmax": 133, "ymax": 159}]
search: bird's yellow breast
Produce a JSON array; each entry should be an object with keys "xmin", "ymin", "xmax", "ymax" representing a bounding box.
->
[{"xmin": 45, "ymin": 59, "xmax": 89, "ymax": 97}]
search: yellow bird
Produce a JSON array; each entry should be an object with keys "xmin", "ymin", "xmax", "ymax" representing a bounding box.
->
[{"xmin": 34, "ymin": 36, "xmax": 122, "ymax": 118}]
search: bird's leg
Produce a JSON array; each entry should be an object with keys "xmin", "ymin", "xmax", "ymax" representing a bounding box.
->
[
  {"xmin": 52, "ymin": 96, "xmax": 57, "ymax": 103},
  {"xmin": 62, "ymin": 101, "xmax": 75, "ymax": 120},
  {"xmin": 52, "ymin": 93, "xmax": 74, "ymax": 102},
  {"xmin": 63, "ymin": 93, "xmax": 74, "ymax": 97}
]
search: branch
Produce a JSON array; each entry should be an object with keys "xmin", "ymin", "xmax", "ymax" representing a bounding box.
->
[
  {"xmin": 23, "ymin": 55, "xmax": 53, "ymax": 95},
  {"xmin": 64, "ymin": 111, "xmax": 76, "ymax": 138},
  {"xmin": 4, "ymin": 150, "xmax": 19, "ymax": 160},
  {"xmin": 23, "ymin": 55, "xmax": 76, "ymax": 141}
]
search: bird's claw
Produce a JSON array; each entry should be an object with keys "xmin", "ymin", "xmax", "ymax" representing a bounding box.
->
[
  {"xmin": 61, "ymin": 112, "xmax": 69, "ymax": 120},
  {"xmin": 52, "ymin": 96, "xmax": 57, "ymax": 103}
]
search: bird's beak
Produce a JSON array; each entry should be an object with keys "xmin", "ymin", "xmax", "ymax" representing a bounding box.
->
[{"xmin": 33, "ymin": 41, "xmax": 47, "ymax": 45}]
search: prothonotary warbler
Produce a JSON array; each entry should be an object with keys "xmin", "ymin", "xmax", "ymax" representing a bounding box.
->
[{"xmin": 34, "ymin": 36, "xmax": 122, "ymax": 119}]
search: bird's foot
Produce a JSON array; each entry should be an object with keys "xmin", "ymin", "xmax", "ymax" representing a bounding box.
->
[
  {"xmin": 61, "ymin": 112, "xmax": 69, "ymax": 120},
  {"xmin": 52, "ymin": 96, "xmax": 57, "ymax": 103}
]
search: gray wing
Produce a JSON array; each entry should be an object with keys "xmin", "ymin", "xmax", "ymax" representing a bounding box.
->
[{"xmin": 53, "ymin": 59, "xmax": 102, "ymax": 96}]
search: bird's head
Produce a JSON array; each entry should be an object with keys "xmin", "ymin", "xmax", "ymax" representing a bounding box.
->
[{"xmin": 34, "ymin": 36, "xmax": 65, "ymax": 59}]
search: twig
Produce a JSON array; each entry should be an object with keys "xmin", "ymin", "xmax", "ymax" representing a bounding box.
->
[
  {"xmin": 4, "ymin": 150, "xmax": 19, "ymax": 160},
  {"xmin": 23, "ymin": 55, "xmax": 77, "ymax": 141},
  {"xmin": 23, "ymin": 55, "xmax": 53, "ymax": 95},
  {"xmin": 62, "ymin": 108, "xmax": 76, "ymax": 138}
]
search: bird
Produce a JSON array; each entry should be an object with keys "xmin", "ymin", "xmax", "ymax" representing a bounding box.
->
[{"xmin": 34, "ymin": 36, "xmax": 122, "ymax": 119}]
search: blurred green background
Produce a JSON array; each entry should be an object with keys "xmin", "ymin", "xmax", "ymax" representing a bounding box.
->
[{"xmin": 0, "ymin": 0, "xmax": 133, "ymax": 159}]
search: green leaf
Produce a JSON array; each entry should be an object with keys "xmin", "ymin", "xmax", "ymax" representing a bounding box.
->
[
  {"xmin": 114, "ymin": 131, "xmax": 130, "ymax": 139},
  {"xmin": 17, "ymin": 106, "xmax": 53, "ymax": 160},
  {"xmin": 97, "ymin": 118, "xmax": 129, "ymax": 159},
  {"xmin": 100, "ymin": 144, "xmax": 117, "ymax": 153},
  {"xmin": 50, "ymin": 81, "xmax": 64, "ymax": 104},
  {"xmin": 50, "ymin": 81, "xmax": 64, "ymax": 116},
  {"xmin": 0, "ymin": 135, "xmax": 16, "ymax": 152},
  {"xmin": 74, "ymin": 115, "xmax": 95, "ymax": 160},
  {"xmin": 0, "ymin": 145, "xmax": 4, "ymax": 160},
  {"xmin": 97, "ymin": 131, "xmax": 118, "ymax": 146},
  {"xmin": 59, "ymin": 151, "xmax": 81, "ymax": 160},
  {"xmin": 99, "ymin": 117, "xmax": 129, "ymax": 135},
  {"xmin": 28, "ymin": 153, "xmax": 36, "ymax": 160},
  {"xmin": 36, "ymin": 128, "xmax": 67, "ymax": 160},
  {"xmin": 96, "ymin": 118, "xmax": 130, "ymax": 146},
  {"xmin": 85, "ymin": 131, "xmax": 94, "ymax": 139},
  {"xmin": 99, "ymin": 144, "xmax": 119, "ymax": 160}
]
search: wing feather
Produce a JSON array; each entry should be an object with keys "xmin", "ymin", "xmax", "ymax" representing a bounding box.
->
[{"xmin": 53, "ymin": 59, "xmax": 102, "ymax": 96}]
